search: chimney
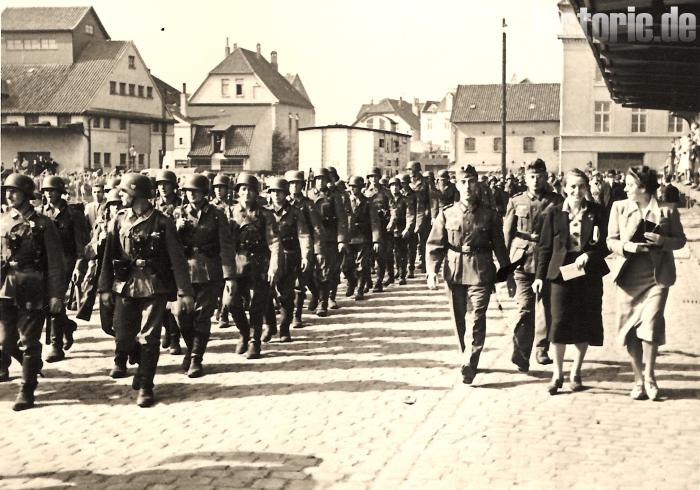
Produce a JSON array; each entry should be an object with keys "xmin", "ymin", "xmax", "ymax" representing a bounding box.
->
[
  {"xmin": 256, "ymin": 43, "xmax": 261, "ymax": 57},
  {"xmin": 271, "ymin": 51, "xmax": 278, "ymax": 71},
  {"xmin": 180, "ymin": 83, "xmax": 188, "ymax": 118},
  {"xmin": 225, "ymin": 37, "xmax": 230, "ymax": 57},
  {"xmin": 233, "ymin": 42, "xmax": 237, "ymax": 50},
  {"xmin": 413, "ymin": 97, "xmax": 421, "ymax": 116}
]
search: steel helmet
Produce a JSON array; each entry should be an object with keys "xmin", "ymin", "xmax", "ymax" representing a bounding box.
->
[
  {"xmin": 105, "ymin": 177, "xmax": 121, "ymax": 191},
  {"xmin": 388, "ymin": 177, "xmax": 401, "ymax": 187},
  {"xmin": 181, "ymin": 174, "xmax": 211, "ymax": 194},
  {"xmin": 155, "ymin": 170, "xmax": 178, "ymax": 186},
  {"xmin": 399, "ymin": 173, "xmax": 411, "ymax": 183},
  {"xmin": 118, "ymin": 173, "xmax": 152, "ymax": 199},
  {"xmin": 348, "ymin": 175, "xmax": 365, "ymax": 188},
  {"xmin": 234, "ymin": 172, "xmax": 259, "ymax": 193},
  {"xmin": 314, "ymin": 168, "xmax": 330, "ymax": 180},
  {"xmin": 212, "ymin": 174, "xmax": 231, "ymax": 188},
  {"xmin": 41, "ymin": 175, "xmax": 66, "ymax": 193},
  {"xmin": 105, "ymin": 188, "xmax": 121, "ymax": 204},
  {"xmin": 423, "ymin": 170, "xmax": 435, "ymax": 179},
  {"xmin": 366, "ymin": 167, "xmax": 382, "ymax": 178},
  {"xmin": 3, "ymin": 173, "xmax": 36, "ymax": 198},
  {"xmin": 407, "ymin": 161, "xmax": 422, "ymax": 172},
  {"xmin": 284, "ymin": 170, "xmax": 305, "ymax": 183},
  {"xmin": 437, "ymin": 169, "xmax": 450, "ymax": 180},
  {"xmin": 267, "ymin": 177, "xmax": 289, "ymax": 193}
]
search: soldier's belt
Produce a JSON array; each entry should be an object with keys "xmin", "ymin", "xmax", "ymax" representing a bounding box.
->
[
  {"xmin": 4, "ymin": 259, "xmax": 44, "ymax": 271},
  {"xmin": 447, "ymin": 244, "xmax": 492, "ymax": 255},
  {"xmin": 184, "ymin": 245, "xmax": 219, "ymax": 259},
  {"xmin": 515, "ymin": 231, "xmax": 540, "ymax": 242}
]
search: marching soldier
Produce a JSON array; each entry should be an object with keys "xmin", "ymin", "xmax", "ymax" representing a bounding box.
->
[
  {"xmin": 364, "ymin": 168, "xmax": 392, "ymax": 291},
  {"xmin": 306, "ymin": 169, "xmax": 348, "ymax": 316},
  {"xmin": 172, "ymin": 174, "xmax": 234, "ymax": 377},
  {"xmin": 40, "ymin": 175, "xmax": 88, "ymax": 363},
  {"xmin": 225, "ymin": 173, "xmax": 280, "ymax": 359},
  {"xmin": 98, "ymin": 173, "xmax": 194, "ymax": 407},
  {"xmin": 399, "ymin": 173, "xmax": 419, "ymax": 278},
  {"xmin": 264, "ymin": 177, "xmax": 312, "ymax": 342},
  {"xmin": 345, "ymin": 176, "xmax": 383, "ymax": 301},
  {"xmin": 387, "ymin": 176, "xmax": 415, "ymax": 285},
  {"xmin": 211, "ymin": 174, "xmax": 233, "ymax": 209},
  {"xmin": 426, "ymin": 165, "xmax": 510, "ymax": 385},
  {"xmin": 435, "ymin": 169, "xmax": 459, "ymax": 209},
  {"xmin": 285, "ymin": 170, "xmax": 323, "ymax": 329},
  {"xmin": 408, "ymin": 161, "xmax": 431, "ymax": 274},
  {"xmin": 1, "ymin": 174, "xmax": 65, "ymax": 410},
  {"xmin": 154, "ymin": 169, "xmax": 183, "ymax": 354},
  {"xmin": 503, "ymin": 159, "xmax": 563, "ymax": 371}
]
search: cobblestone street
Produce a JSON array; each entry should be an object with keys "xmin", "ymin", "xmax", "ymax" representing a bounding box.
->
[{"xmin": 1, "ymin": 206, "xmax": 699, "ymax": 490}]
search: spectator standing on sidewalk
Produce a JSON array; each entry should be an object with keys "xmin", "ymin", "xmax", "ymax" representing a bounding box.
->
[{"xmin": 607, "ymin": 166, "xmax": 686, "ymax": 401}]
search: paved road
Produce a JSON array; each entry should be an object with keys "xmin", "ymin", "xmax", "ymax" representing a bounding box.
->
[{"xmin": 2, "ymin": 207, "xmax": 699, "ymax": 490}]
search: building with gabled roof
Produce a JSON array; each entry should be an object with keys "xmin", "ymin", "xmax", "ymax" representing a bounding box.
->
[
  {"xmin": 285, "ymin": 73, "xmax": 311, "ymax": 103},
  {"xmin": 354, "ymin": 98, "xmax": 421, "ymax": 148},
  {"xmin": 450, "ymin": 81, "xmax": 561, "ymax": 173},
  {"xmin": 1, "ymin": 6, "xmax": 174, "ymax": 172},
  {"xmin": 184, "ymin": 42, "xmax": 314, "ymax": 173},
  {"xmin": 420, "ymin": 92, "xmax": 454, "ymax": 155}
]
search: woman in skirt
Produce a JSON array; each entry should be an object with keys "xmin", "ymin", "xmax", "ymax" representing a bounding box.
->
[
  {"xmin": 533, "ymin": 168, "xmax": 610, "ymax": 395},
  {"xmin": 607, "ymin": 166, "xmax": 686, "ymax": 401}
]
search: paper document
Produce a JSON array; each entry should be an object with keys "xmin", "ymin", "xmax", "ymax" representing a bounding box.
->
[{"xmin": 560, "ymin": 263, "xmax": 585, "ymax": 281}]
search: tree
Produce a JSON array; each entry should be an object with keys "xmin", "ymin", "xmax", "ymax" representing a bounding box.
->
[{"xmin": 271, "ymin": 129, "xmax": 299, "ymax": 173}]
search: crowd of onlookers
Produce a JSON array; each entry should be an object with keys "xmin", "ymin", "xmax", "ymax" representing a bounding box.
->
[{"xmin": 667, "ymin": 121, "xmax": 700, "ymax": 188}]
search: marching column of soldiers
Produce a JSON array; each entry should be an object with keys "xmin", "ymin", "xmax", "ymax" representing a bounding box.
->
[{"xmin": 2, "ymin": 157, "xmax": 580, "ymax": 410}]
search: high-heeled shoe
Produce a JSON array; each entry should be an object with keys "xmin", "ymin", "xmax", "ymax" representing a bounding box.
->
[
  {"xmin": 630, "ymin": 382, "xmax": 647, "ymax": 400},
  {"xmin": 645, "ymin": 379, "xmax": 659, "ymax": 401},
  {"xmin": 569, "ymin": 374, "xmax": 584, "ymax": 392},
  {"xmin": 547, "ymin": 377, "xmax": 564, "ymax": 395}
]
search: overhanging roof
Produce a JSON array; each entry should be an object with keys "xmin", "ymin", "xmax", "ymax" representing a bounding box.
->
[{"xmin": 568, "ymin": 0, "xmax": 700, "ymax": 112}]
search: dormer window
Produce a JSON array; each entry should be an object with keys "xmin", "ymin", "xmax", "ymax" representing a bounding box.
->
[
  {"xmin": 128, "ymin": 56, "xmax": 135, "ymax": 69},
  {"xmin": 85, "ymin": 24, "xmax": 94, "ymax": 35}
]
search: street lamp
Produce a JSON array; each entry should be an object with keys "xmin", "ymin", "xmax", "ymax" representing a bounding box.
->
[{"xmin": 128, "ymin": 145, "xmax": 137, "ymax": 170}]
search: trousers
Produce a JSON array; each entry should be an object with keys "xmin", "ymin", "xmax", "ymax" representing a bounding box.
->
[
  {"xmin": 446, "ymin": 283, "xmax": 492, "ymax": 370},
  {"xmin": 512, "ymin": 270, "xmax": 550, "ymax": 360}
]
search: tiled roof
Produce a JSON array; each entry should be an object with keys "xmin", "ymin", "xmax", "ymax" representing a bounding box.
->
[
  {"xmin": 189, "ymin": 127, "xmax": 213, "ymax": 157},
  {"xmin": 421, "ymin": 101, "xmax": 440, "ymax": 113},
  {"xmin": 285, "ymin": 73, "xmax": 311, "ymax": 102},
  {"xmin": 355, "ymin": 98, "xmax": 420, "ymax": 131},
  {"xmin": 1, "ymin": 41, "xmax": 129, "ymax": 114},
  {"xmin": 451, "ymin": 83, "xmax": 560, "ymax": 123},
  {"xmin": 224, "ymin": 126, "xmax": 255, "ymax": 157},
  {"xmin": 1, "ymin": 7, "xmax": 109, "ymax": 37},
  {"xmin": 208, "ymin": 48, "xmax": 313, "ymax": 109}
]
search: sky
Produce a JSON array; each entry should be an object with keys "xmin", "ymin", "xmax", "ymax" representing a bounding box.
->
[{"xmin": 2, "ymin": 0, "xmax": 565, "ymax": 124}]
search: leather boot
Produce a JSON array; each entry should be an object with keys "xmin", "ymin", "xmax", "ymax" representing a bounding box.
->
[
  {"xmin": 45, "ymin": 317, "xmax": 65, "ymax": 363},
  {"xmin": 181, "ymin": 349, "xmax": 192, "ymax": 372},
  {"xmin": 187, "ymin": 334, "xmax": 208, "ymax": 378},
  {"xmin": 262, "ymin": 323, "xmax": 277, "ymax": 343},
  {"xmin": 63, "ymin": 319, "xmax": 77, "ymax": 350},
  {"xmin": 109, "ymin": 351, "xmax": 128, "ymax": 378},
  {"xmin": 292, "ymin": 292, "xmax": 304, "ymax": 329},
  {"xmin": 355, "ymin": 278, "xmax": 366, "ymax": 301},
  {"xmin": 307, "ymin": 294, "xmax": 318, "ymax": 312},
  {"xmin": 236, "ymin": 331, "xmax": 250, "ymax": 354},
  {"xmin": 246, "ymin": 340, "xmax": 261, "ymax": 359},
  {"xmin": 345, "ymin": 278, "xmax": 356, "ymax": 297},
  {"xmin": 136, "ymin": 345, "xmax": 159, "ymax": 407},
  {"xmin": 0, "ymin": 350, "xmax": 11, "ymax": 382},
  {"xmin": 279, "ymin": 322, "xmax": 292, "ymax": 343},
  {"xmin": 168, "ymin": 317, "xmax": 182, "ymax": 355},
  {"xmin": 13, "ymin": 355, "xmax": 38, "ymax": 411}
]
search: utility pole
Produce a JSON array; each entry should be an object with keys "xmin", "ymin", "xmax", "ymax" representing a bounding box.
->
[{"xmin": 501, "ymin": 18, "xmax": 507, "ymax": 178}]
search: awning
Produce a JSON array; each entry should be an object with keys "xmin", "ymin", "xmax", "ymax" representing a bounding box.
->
[
  {"xmin": 568, "ymin": 0, "xmax": 700, "ymax": 112},
  {"xmin": 224, "ymin": 126, "xmax": 255, "ymax": 157}
]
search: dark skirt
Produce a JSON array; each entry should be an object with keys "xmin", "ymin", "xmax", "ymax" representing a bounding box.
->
[{"xmin": 549, "ymin": 253, "xmax": 604, "ymax": 346}]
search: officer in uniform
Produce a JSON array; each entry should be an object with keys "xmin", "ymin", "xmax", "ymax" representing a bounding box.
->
[
  {"xmin": 225, "ymin": 173, "xmax": 280, "ymax": 359},
  {"xmin": 172, "ymin": 174, "xmax": 234, "ymax": 377},
  {"xmin": 364, "ymin": 168, "xmax": 392, "ymax": 291},
  {"xmin": 285, "ymin": 170, "xmax": 323, "ymax": 328},
  {"xmin": 98, "ymin": 173, "xmax": 194, "ymax": 407},
  {"xmin": 1, "ymin": 174, "xmax": 65, "ymax": 410},
  {"xmin": 40, "ymin": 175, "xmax": 88, "ymax": 362},
  {"xmin": 426, "ymin": 165, "xmax": 510, "ymax": 385},
  {"xmin": 408, "ymin": 162, "xmax": 431, "ymax": 274},
  {"xmin": 264, "ymin": 178, "xmax": 312, "ymax": 341},
  {"xmin": 387, "ymin": 176, "xmax": 415, "ymax": 285},
  {"xmin": 503, "ymin": 158, "xmax": 563, "ymax": 370},
  {"xmin": 306, "ymin": 168, "xmax": 348, "ymax": 316},
  {"xmin": 154, "ymin": 169, "xmax": 183, "ymax": 354}
]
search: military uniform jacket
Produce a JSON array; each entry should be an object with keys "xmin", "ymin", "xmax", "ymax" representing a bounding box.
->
[
  {"xmin": 155, "ymin": 195, "xmax": 182, "ymax": 218},
  {"xmin": 0, "ymin": 203, "xmax": 66, "ymax": 308},
  {"xmin": 409, "ymin": 179, "xmax": 431, "ymax": 230},
  {"xmin": 227, "ymin": 201, "xmax": 280, "ymax": 279},
  {"xmin": 435, "ymin": 184, "xmax": 459, "ymax": 212},
  {"xmin": 269, "ymin": 202, "xmax": 312, "ymax": 263},
  {"xmin": 173, "ymin": 202, "xmax": 234, "ymax": 284},
  {"xmin": 503, "ymin": 191, "xmax": 563, "ymax": 274},
  {"xmin": 98, "ymin": 206, "xmax": 194, "ymax": 299},
  {"xmin": 210, "ymin": 196, "xmax": 232, "ymax": 211},
  {"xmin": 426, "ymin": 202, "xmax": 509, "ymax": 286},
  {"xmin": 387, "ymin": 193, "xmax": 415, "ymax": 237},
  {"xmin": 400, "ymin": 188, "xmax": 419, "ymax": 236},
  {"xmin": 287, "ymin": 194, "xmax": 323, "ymax": 255},
  {"xmin": 41, "ymin": 199, "xmax": 88, "ymax": 261},
  {"xmin": 306, "ymin": 187, "xmax": 348, "ymax": 244},
  {"xmin": 346, "ymin": 194, "xmax": 382, "ymax": 245},
  {"xmin": 364, "ymin": 185, "xmax": 391, "ymax": 231}
]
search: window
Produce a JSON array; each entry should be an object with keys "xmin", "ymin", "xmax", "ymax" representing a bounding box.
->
[
  {"xmin": 594, "ymin": 101, "xmax": 611, "ymax": 133},
  {"xmin": 427, "ymin": 118, "xmax": 432, "ymax": 130},
  {"xmin": 103, "ymin": 153, "xmax": 111, "ymax": 167},
  {"xmin": 138, "ymin": 154, "xmax": 145, "ymax": 168},
  {"xmin": 379, "ymin": 138, "xmax": 385, "ymax": 148},
  {"xmin": 93, "ymin": 117, "xmax": 100, "ymax": 128},
  {"xmin": 119, "ymin": 82, "xmax": 126, "ymax": 95},
  {"xmin": 523, "ymin": 137, "xmax": 535, "ymax": 152},
  {"xmin": 493, "ymin": 137, "xmax": 502, "ymax": 152},
  {"xmin": 103, "ymin": 117, "xmax": 111, "ymax": 129},
  {"xmin": 25, "ymin": 115, "xmax": 39, "ymax": 125},
  {"xmin": 288, "ymin": 114, "xmax": 293, "ymax": 136},
  {"xmin": 138, "ymin": 85, "xmax": 144, "ymax": 97},
  {"xmin": 85, "ymin": 24, "xmax": 94, "ymax": 35},
  {"xmin": 146, "ymin": 87, "xmax": 153, "ymax": 98},
  {"xmin": 394, "ymin": 140, "xmax": 399, "ymax": 152},
  {"xmin": 631, "ymin": 108, "xmax": 647, "ymax": 133},
  {"xmin": 110, "ymin": 81, "xmax": 116, "ymax": 94},
  {"xmin": 153, "ymin": 122, "xmax": 160, "ymax": 132},
  {"xmin": 40, "ymin": 39, "xmax": 55, "ymax": 50},
  {"xmin": 553, "ymin": 136, "xmax": 560, "ymax": 151},
  {"xmin": 379, "ymin": 119, "xmax": 385, "ymax": 130},
  {"xmin": 57, "ymin": 115, "xmax": 71, "ymax": 127},
  {"xmin": 668, "ymin": 113, "xmax": 684, "ymax": 133},
  {"xmin": 93, "ymin": 152, "xmax": 101, "ymax": 165},
  {"xmin": 120, "ymin": 153, "xmax": 127, "ymax": 166},
  {"xmin": 119, "ymin": 118, "xmax": 127, "ymax": 130},
  {"xmin": 221, "ymin": 79, "xmax": 230, "ymax": 97},
  {"xmin": 366, "ymin": 118, "xmax": 374, "ymax": 129},
  {"xmin": 464, "ymin": 137, "xmax": 476, "ymax": 152},
  {"xmin": 23, "ymin": 40, "xmax": 32, "ymax": 50},
  {"xmin": 235, "ymin": 79, "xmax": 243, "ymax": 96},
  {"xmin": 128, "ymin": 55, "xmax": 135, "ymax": 69},
  {"xmin": 7, "ymin": 39, "xmax": 23, "ymax": 50},
  {"xmin": 178, "ymin": 137, "xmax": 184, "ymax": 145},
  {"xmin": 213, "ymin": 134, "xmax": 223, "ymax": 153},
  {"xmin": 128, "ymin": 84, "xmax": 135, "ymax": 96}
]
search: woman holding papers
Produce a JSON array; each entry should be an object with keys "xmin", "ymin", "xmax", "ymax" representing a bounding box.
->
[
  {"xmin": 607, "ymin": 166, "xmax": 686, "ymax": 401},
  {"xmin": 533, "ymin": 169, "xmax": 610, "ymax": 395}
]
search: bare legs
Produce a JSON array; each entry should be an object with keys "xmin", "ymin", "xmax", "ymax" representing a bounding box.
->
[
  {"xmin": 626, "ymin": 336, "xmax": 659, "ymax": 399},
  {"xmin": 549, "ymin": 342, "xmax": 589, "ymax": 394}
]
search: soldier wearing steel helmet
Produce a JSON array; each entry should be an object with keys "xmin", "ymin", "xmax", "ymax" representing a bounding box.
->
[
  {"xmin": 426, "ymin": 165, "xmax": 510, "ymax": 385},
  {"xmin": 171, "ymin": 174, "xmax": 234, "ymax": 377},
  {"xmin": 364, "ymin": 168, "xmax": 392, "ymax": 291},
  {"xmin": 224, "ymin": 172, "xmax": 280, "ymax": 359},
  {"xmin": 98, "ymin": 173, "xmax": 194, "ymax": 407},
  {"xmin": 407, "ymin": 161, "xmax": 431, "ymax": 274},
  {"xmin": 39, "ymin": 175, "xmax": 89, "ymax": 363},
  {"xmin": 0, "ymin": 174, "xmax": 66, "ymax": 410},
  {"xmin": 399, "ymin": 172, "xmax": 419, "ymax": 278},
  {"xmin": 387, "ymin": 176, "xmax": 415, "ymax": 285},
  {"xmin": 211, "ymin": 174, "xmax": 233, "ymax": 210},
  {"xmin": 435, "ymin": 169, "xmax": 459, "ymax": 209}
]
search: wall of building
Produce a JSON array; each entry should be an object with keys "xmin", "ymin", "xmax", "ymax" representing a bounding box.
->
[
  {"xmin": 247, "ymin": 110, "xmax": 274, "ymax": 172},
  {"xmin": 171, "ymin": 119, "xmax": 192, "ymax": 165},
  {"xmin": 298, "ymin": 129, "xmax": 323, "ymax": 174},
  {"xmin": 421, "ymin": 110, "xmax": 452, "ymax": 151},
  {"xmin": 454, "ymin": 120, "xmax": 560, "ymax": 173},
  {"xmin": 189, "ymin": 73, "xmax": 276, "ymax": 104},
  {"xmin": 273, "ymin": 103, "xmax": 315, "ymax": 142},
  {"xmin": 1, "ymin": 31, "xmax": 74, "ymax": 64},
  {"xmin": 1, "ymin": 129, "xmax": 87, "ymax": 170},
  {"xmin": 72, "ymin": 9, "xmax": 108, "ymax": 61}
]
